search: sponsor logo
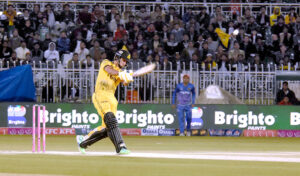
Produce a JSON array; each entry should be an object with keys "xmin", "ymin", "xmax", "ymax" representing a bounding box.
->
[
  {"xmin": 175, "ymin": 129, "xmax": 207, "ymax": 136},
  {"xmin": 146, "ymin": 125, "xmax": 166, "ymax": 129},
  {"xmin": 225, "ymin": 129, "xmax": 242, "ymax": 137},
  {"xmin": 42, "ymin": 108, "xmax": 99, "ymax": 127},
  {"xmin": 0, "ymin": 128, "xmax": 8, "ymax": 135},
  {"xmin": 75, "ymin": 128, "xmax": 93, "ymax": 135},
  {"xmin": 290, "ymin": 112, "xmax": 300, "ymax": 125},
  {"xmin": 225, "ymin": 130, "xmax": 233, "ymax": 136},
  {"xmin": 7, "ymin": 105, "xmax": 27, "ymax": 127},
  {"xmin": 199, "ymin": 129, "xmax": 207, "ymax": 136},
  {"xmin": 8, "ymin": 128, "xmax": 32, "ymax": 135},
  {"xmin": 191, "ymin": 129, "xmax": 207, "ymax": 136},
  {"xmin": 141, "ymin": 128, "xmax": 158, "ymax": 136},
  {"xmin": 215, "ymin": 110, "xmax": 275, "ymax": 129},
  {"xmin": 158, "ymin": 129, "xmax": 175, "ymax": 136},
  {"xmin": 120, "ymin": 129, "xmax": 141, "ymax": 136},
  {"xmin": 278, "ymin": 130, "xmax": 300, "ymax": 138},
  {"xmin": 175, "ymin": 129, "xmax": 181, "ymax": 135},
  {"xmin": 117, "ymin": 109, "xmax": 175, "ymax": 128},
  {"xmin": 192, "ymin": 129, "xmax": 200, "ymax": 136},
  {"xmin": 243, "ymin": 130, "xmax": 278, "ymax": 137},
  {"xmin": 233, "ymin": 130, "xmax": 241, "ymax": 136},
  {"xmin": 209, "ymin": 129, "xmax": 225, "ymax": 136},
  {"xmin": 46, "ymin": 128, "xmax": 75, "ymax": 135},
  {"xmin": 191, "ymin": 107, "xmax": 204, "ymax": 129},
  {"xmin": 5, "ymin": 128, "xmax": 75, "ymax": 135}
]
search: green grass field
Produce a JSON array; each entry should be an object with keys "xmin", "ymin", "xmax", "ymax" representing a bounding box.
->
[{"xmin": 0, "ymin": 136, "xmax": 300, "ymax": 176}]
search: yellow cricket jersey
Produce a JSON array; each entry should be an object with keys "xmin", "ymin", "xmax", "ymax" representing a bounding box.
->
[
  {"xmin": 95, "ymin": 59, "xmax": 121, "ymax": 95},
  {"xmin": 3, "ymin": 10, "xmax": 16, "ymax": 26}
]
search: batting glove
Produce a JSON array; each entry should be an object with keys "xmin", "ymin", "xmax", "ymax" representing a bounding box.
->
[{"xmin": 118, "ymin": 70, "xmax": 133, "ymax": 83}]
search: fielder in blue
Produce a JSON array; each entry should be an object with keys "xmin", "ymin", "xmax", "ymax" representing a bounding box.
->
[{"xmin": 172, "ymin": 74, "xmax": 195, "ymax": 136}]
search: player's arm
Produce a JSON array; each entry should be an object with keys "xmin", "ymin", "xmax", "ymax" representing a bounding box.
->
[
  {"xmin": 104, "ymin": 65, "xmax": 133, "ymax": 83},
  {"xmin": 104, "ymin": 65, "xmax": 119, "ymax": 75}
]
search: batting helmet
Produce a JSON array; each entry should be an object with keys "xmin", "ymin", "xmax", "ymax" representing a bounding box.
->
[{"xmin": 114, "ymin": 50, "xmax": 131, "ymax": 62}]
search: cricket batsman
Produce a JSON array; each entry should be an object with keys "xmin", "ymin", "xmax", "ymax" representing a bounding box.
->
[
  {"xmin": 172, "ymin": 74, "xmax": 195, "ymax": 136},
  {"xmin": 77, "ymin": 50, "xmax": 133, "ymax": 154}
]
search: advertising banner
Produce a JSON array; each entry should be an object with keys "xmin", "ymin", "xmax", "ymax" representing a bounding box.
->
[
  {"xmin": 209, "ymin": 129, "xmax": 225, "ymax": 136},
  {"xmin": 175, "ymin": 129, "xmax": 207, "ymax": 136},
  {"xmin": 191, "ymin": 107, "xmax": 204, "ymax": 129},
  {"xmin": 0, "ymin": 128, "xmax": 8, "ymax": 135},
  {"xmin": 120, "ymin": 129, "xmax": 142, "ymax": 136},
  {"xmin": 1, "ymin": 103, "xmax": 102, "ymax": 133},
  {"xmin": 3, "ymin": 127, "xmax": 76, "ymax": 135},
  {"xmin": 158, "ymin": 129, "xmax": 176, "ymax": 136},
  {"xmin": 224, "ymin": 129, "xmax": 242, "ymax": 137},
  {"xmin": 277, "ymin": 130, "xmax": 300, "ymax": 137},
  {"xmin": 7, "ymin": 127, "xmax": 32, "ymax": 135},
  {"xmin": 0, "ymin": 103, "xmax": 179, "ymax": 133},
  {"xmin": 1, "ymin": 103, "xmax": 300, "ymax": 132},
  {"xmin": 141, "ymin": 128, "xmax": 159, "ymax": 136},
  {"xmin": 200, "ymin": 105, "xmax": 300, "ymax": 130},
  {"xmin": 195, "ymin": 129, "xmax": 208, "ymax": 136},
  {"xmin": 243, "ymin": 130, "xmax": 278, "ymax": 137}
]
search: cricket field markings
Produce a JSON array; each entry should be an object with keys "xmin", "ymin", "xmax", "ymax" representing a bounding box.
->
[{"xmin": 0, "ymin": 151, "xmax": 300, "ymax": 163}]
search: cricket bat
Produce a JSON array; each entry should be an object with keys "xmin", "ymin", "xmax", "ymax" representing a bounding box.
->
[{"xmin": 132, "ymin": 63, "xmax": 156, "ymax": 77}]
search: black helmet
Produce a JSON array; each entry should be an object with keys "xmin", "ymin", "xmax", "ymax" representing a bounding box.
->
[{"xmin": 114, "ymin": 50, "xmax": 131, "ymax": 61}]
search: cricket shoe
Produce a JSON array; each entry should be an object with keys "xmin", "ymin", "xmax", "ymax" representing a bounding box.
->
[
  {"xmin": 186, "ymin": 131, "xmax": 191, "ymax": 137},
  {"xmin": 76, "ymin": 135, "xmax": 86, "ymax": 154},
  {"xmin": 119, "ymin": 148, "xmax": 131, "ymax": 155}
]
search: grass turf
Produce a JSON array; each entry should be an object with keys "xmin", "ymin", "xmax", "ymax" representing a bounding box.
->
[{"xmin": 0, "ymin": 136, "xmax": 300, "ymax": 176}]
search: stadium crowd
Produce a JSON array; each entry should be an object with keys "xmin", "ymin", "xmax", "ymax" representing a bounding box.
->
[{"xmin": 0, "ymin": 3, "xmax": 300, "ymax": 71}]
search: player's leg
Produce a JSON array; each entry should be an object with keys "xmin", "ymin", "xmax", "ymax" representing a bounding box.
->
[
  {"xmin": 177, "ymin": 106, "xmax": 185, "ymax": 136},
  {"xmin": 185, "ymin": 105, "xmax": 192, "ymax": 136},
  {"xmin": 78, "ymin": 94, "xmax": 108, "ymax": 151},
  {"xmin": 102, "ymin": 96, "xmax": 129, "ymax": 154},
  {"xmin": 104, "ymin": 112, "xmax": 129, "ymax": 154},
  {"xmin": 92, "ymin": 93, "xmax": 107, "ymax": 127},
  {"xmin": 79, "ymin": 126, "xmax": 108, "ymax": 149}
]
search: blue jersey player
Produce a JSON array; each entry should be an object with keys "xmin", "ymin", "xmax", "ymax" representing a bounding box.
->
[{"xmin": 172, "ymin": 74, "xmax": 195, "ymax": 136}]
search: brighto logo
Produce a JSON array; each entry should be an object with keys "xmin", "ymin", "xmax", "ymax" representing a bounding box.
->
[
  {"xmin": 116, "ymin": 109, "xmax": 175, "ymax": 127},
  {"xmin": 215, "ymin": 110, "xmax": 275, "ymax": 128},
  {"xmin": 43, "ymin": 108, "xmax": 99, "ymax": 126},
  {"xmin": 191, "ymin": 107, "xmax": 204, "ymax": 128},
  {"xmin": 8, "ymin": 105, "xmax": 26, "ymax": 117},
  {"xmin": 192, "ymin": 107, "xmax": 203, "ymax": 118},
  {"xmin": 290, "ymin": 112, "xmax": 300, "ymax": 125},
  {"xmin": 7, "ymin": 105, "xmax": 27, "ymax": 127}
]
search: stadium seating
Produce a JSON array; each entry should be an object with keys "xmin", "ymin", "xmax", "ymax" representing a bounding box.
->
[{"xmin": 0, "ymin": 1, "xmax": 300, "ymax": 104}]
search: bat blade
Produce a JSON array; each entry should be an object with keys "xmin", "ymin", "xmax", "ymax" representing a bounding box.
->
[{"xmin": 132, "ymin": 63, "xmax": 156, "ymax": 77}]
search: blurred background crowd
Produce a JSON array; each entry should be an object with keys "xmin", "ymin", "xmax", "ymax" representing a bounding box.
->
[{"xmin": 0, "ymin": 2, "xmax": 300, "ymax": 71}]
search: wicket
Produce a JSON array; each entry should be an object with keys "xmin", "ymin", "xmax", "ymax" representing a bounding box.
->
[{"xmin": 32, "ymin": 105, "xmax": 46, "ymax": 153}]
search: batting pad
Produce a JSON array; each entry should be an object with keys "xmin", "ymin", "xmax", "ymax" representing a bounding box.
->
[{"xmin": 104, "ymin": 112, "xmax": 126, "ymax": 153}]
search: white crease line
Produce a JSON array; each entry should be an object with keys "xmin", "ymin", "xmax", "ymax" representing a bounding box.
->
[
  {"xmin": 178, "ymin": 152, "xmax": 300, "ymax": 156},
  {"xmin": 0, "ymin": 151, "xmax": 300, "ymax": 163}
]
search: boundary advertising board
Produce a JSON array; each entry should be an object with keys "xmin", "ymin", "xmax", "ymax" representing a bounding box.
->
[{"xmin": 1, "ymin": 103, "xmax": 300, "ymax": 133}]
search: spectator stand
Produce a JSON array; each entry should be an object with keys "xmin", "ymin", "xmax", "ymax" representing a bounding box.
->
[
  {"xmin": 0, "ymin": 1, "xmax": 300, "ymax": 105},
  {"xmin": 1, "ymin": 1, "xmax": 300, "ymax": 19},
  {"xmin": 275, "ymin": 71, "xmax": 300, "ymax": 102}
]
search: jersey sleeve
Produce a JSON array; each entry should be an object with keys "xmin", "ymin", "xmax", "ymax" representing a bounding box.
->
[{"xmin": 101, "ymin": 59, "xmax": 112, "ymax": 72}]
